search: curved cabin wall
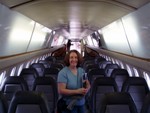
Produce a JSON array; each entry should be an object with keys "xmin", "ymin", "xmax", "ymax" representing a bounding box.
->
[
  {"xmin": 97, "ymin": 48, "xmax": 150, "ymax": 74},
  {"xmin": 0, "ymin": 4, "xmax": 54, "ymax": 73},
  {"xmin": 0, "ymin": 44, "xmax": 65, "ymax": 71},
  {"xmin": 0, "ymin": 49, "xmax": 50, "ymax": 71},
  {"xmin": 0, "ymin": 4, "xmax": 51, "ymax": 57},
  {"xmin": 100, "ymin": 3, "xmax": 150, "ymax": 59}
]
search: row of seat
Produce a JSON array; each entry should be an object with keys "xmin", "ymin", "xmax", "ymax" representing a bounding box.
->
[
  {"xmin": 1, "ymin": 54, "xmax": 149, "ymax": 113},
  {"xmin": 84, "ymin": 60, "xmax": 120, "ymax": 77},
  {"xmin": 1, "ymin": 89, "xmax": 150, "ymax": 113},
  {"xmin": 19, "ymin": 67, "xmax": 59, "ymax": 90},
  {"xmin": 0, "ymin": 56, "xmax": 105, "ymax": 113},
  {"xmin": 0, "ymin": 76, "xmax": 58, "ymax": 113},
  {"xmin": 82, "ymin": 56, "xmax": 150, "ymax": 113},
  {"xmin": 87, "ymin": 76, "xmax": 150, "ymax": 113},
  {"xmin": 96, "ymin": 91, "xmax": 150, "ymax": 113},
  {"xmin": 17, "ymin": 58, "xmax": 64, "ymax": 90},
  {"xmin": 0, "ymin": 56, "xmax": 64, "ymax": 113},
  {"xmin": 30, "ymin": 61, "xmax": 64, "ymax": 77},
  {"xmin": 87, "ymin": 68, "xmax": 130, "ymax": 91},
  {"xmin": 0, "ymin": 91, "xmax": 51, "ymax": 113},
  {"xmin": 99, "ymin": 92, "xmax": 138, "ymax": 113},
  {"xmin": 83, "ymin": 56, "xmax": 130, "ymax": 92}
]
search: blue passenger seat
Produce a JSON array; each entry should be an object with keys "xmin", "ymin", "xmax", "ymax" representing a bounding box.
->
[
  {"xmin": 88, "ymin": 77, "xmax": 118, "ymax": 113},
  {"xmin": 121, "ymin": 77, "xmax": 150, "ymax": 113},
  {"xmin": 0, "ymin": 91, "xmax": 8, "ymax": 113},
  {"xmin": 30, "ymin": 63, "xmax": 45, "ymax": 77},
  {"xmin": 99, "ymin": 61, "xmax": 112, "ymax": 69},
  {"xmin": 82, "ymin": 58, "xmax": 95, "ymax": 68},
  {"xmin": 111, "ymin": 69, "xmax": 130, "ymax": 91},
  {"xmin": 94, "ymin": 56, "xmax": 106, "ymax": 65},
  {"xmin": 87, "ymin": 68, "xmax": 105, "ymax": 85},
  {"xmin": 45, "ymin": 56, "xmax": 56, "ymax": 63},
  {"xmin": 99, "ymin": 92, "xmax": 138, "ymax": 113},
  {"xmin": 0, "ymin": 76, "xmax": 28, "ymax": 105},
  {"xmin": 84, "ymin": 64, "xmax": 99, "ymax": 73},
  {"xmin": 38, "ymin": 60, "xmax": 52, "ymax": 68},
  {"xmin": 140, "ymin": 92, "xmax": 150, "ymax": 113},
  {"xmin": 32, "ymin": 77, "xmax": 58, "ymax": 113},
  {"xmin": 20, "ymin": 68, "xmax": 39, "ymax": 90},
  {"xmin": 8, "ymin": 91, "xmax": 50, "ymax": 113},
  {"xmin": 44, "ymin": 67, "xmax": 60, "ymax": 80},
  {"xmin": 104, "ymin": 64, "xmax": 120, "ymax": 77},
  {"xmin": 50, "ymin": 62, "xmax": 64, "ymax": 70}
]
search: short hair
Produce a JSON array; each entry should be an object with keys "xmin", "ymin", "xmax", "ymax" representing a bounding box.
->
[{"xmin": 64, "ymin": 50, "xmax": 83, "ymax": 67}]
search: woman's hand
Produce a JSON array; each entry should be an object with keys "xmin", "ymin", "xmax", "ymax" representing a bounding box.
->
[{"xmin": 77, "ymin": 88, "xmax": 88, "ymax": 95}]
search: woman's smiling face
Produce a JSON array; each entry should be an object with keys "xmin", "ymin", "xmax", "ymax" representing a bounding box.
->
[{"xmin": 69, "ymin": 52, "xmax": 78, "ymax": 67}]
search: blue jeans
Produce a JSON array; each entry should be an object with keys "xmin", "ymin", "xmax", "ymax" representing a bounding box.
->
[{"xmin": 63, "ymin": 105, "xmax": 85, "ymax": 113}]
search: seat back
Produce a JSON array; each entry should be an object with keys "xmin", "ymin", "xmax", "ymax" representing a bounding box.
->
[
  {"xmin": 44, "ymin": 68, "xmax": 60, "ymax": 80},
  {"xmin": 85, "ymin": 64, "xmax": 99, "ymax": 73},
  {"xmin": 94, "ymin": 57, "xmax": 106, "ymax": 64},
  {"xmin": 122, "ymin": 77, "xmax": 150, "ymax": 113},
  {"xmin": 99, "ymin": 61, "xmax": 112, "ymax": 69},
  {"xmin": 20, "ymin": 68, "xmax": 39, "ymax": 90},
  {"xmin": 51, "ymin": 62, "xmax": 64, "ymax": 70},
  {"xmin": 111, "ymin": 69, "xmax": 129, "ymax": 91},
  {"xmin": 82, "ymin": 60, "xmax": 94, "ymax": 70},
  {"xmin": 32, "ymin": 77, "xmax": 58, "ymax": 113},
  {"xmin": 104, "ymin": 64, "xmax": 120, "ymax": 77},
  {"xmin": 45, "ymin": 56, "xmax": 56, "ymax": 63},
  {"xmin": 0, "ymin": 91, "xmax": 8, "ymax": 113},
  {"xmin": 38, "ymin": 60, "xmax": 52, "ymax": 68},
  {"xmin": 89, "ymin": 77, "xmax": 118, "ymax": 113},
  {"xmin": 140, "ymin": 92, "xmax": 150, "ymax": 113},
  {"xmin": 0, "ymin": 76, "xmax": 28, "ymax": 105},
  {"xmin": 100, "ymin": 92, "xmax": 138, "ymax": 113},
  {"xmin": 8, "ymin": 91, "xmax": 50, "ymax": 113},
  {"xmin": 87, "ymin": 68, "xmax": 105, "ymax": 85},
  {"xmin": 30, "ymin": 63, "xmax": 45, "ymax": 77}
]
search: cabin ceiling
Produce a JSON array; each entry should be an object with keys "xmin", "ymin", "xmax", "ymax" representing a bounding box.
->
[{"xmin": 1, "ymin": 0, "xmax": 150, "ymax": 40}]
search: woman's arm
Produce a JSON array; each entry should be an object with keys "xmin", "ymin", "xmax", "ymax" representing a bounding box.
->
[{"xmin": 85, "ymin": 80, "xmax": 91, "ymax": 92}]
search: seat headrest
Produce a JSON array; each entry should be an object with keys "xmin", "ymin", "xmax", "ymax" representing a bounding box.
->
[
  {"xmin": 8, "ymin": 91, "xmax": 50, "ymax": 113},
  {"xmin": 0, "ymin": 91, "xmax": 8, "ymax": 113},
  {"xmin": 100, "ymin": 92, "xmax": 138, "ymax": 113},
  {"xmin": 111, "ymin": 69, "xmax": 129, "ymax": 77},
  {"xmin": 1, "ymin": 76, "xmax": 28, "ymax": 91},
  {"xmin": 20, "ymin": 68, "xmax": 39, "ymax": 77},
  {"xmin": 122, "ymin": 77, "xmax": 149, "ymax": 93}
]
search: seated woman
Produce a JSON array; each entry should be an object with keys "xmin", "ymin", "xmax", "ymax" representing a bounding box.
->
[{"xmin": 57, "ymin": 50, "xmax": 90, "ymax": 113}]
